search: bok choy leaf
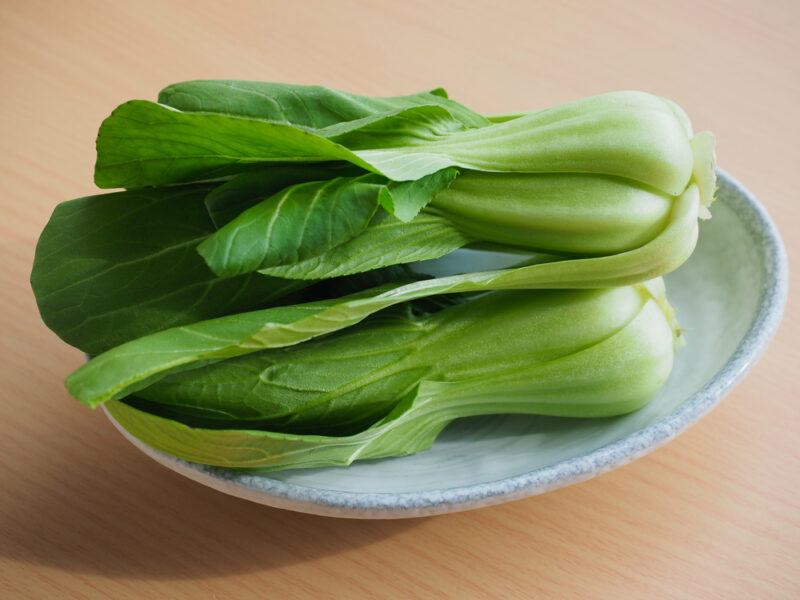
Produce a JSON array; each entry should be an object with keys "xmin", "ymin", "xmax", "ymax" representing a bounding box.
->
[
  {"xmin": 158, "ymin": 80, "xmax": 490, "ymax": 130},
  {"xmin": 30, "ymin": 185, "xmax": 308, "ymax": 354},
  {"xmin": 204, "ymin": 164, "xmax": 363, "ymax": 227},
  {"xmin": 197, "ymin": 168, "xmax": 460, "ymax": 277}
]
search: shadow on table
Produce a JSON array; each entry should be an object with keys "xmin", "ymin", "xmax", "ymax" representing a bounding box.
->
[
  {"xmin": 2, "ymin": 385, "xmax": 770, "ymax": 591},
  {"xmin": 0, "ymin": 406, "xmax": 420, "ymax": 580}
]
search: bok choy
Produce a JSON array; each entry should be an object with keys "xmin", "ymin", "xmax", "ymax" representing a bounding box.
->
[
  {"xmin": 105, "ymin": 279, "xmax": 679, "ymax": 470},
  {"xmin": 30, "ymin": 80, "xmax": 716, "ymax": 472}
]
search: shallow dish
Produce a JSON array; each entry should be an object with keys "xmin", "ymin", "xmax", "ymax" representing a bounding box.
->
[{"xmin": 105, "ymin": 170, "xmax": 788, "ymax": 518}]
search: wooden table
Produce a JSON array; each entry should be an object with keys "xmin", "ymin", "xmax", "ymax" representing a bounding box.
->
[{"xmin": 2, "ymin": 1, "xmax": 797, "ymax": 598}]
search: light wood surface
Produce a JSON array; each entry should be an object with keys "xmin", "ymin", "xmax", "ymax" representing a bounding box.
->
[{"xmin": 1, "ymin": 1, "xmax": 798, "ymax": 598}]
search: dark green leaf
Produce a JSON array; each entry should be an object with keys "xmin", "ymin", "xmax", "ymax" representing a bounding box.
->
[
  {"xmin": 320, "ymin": 106, "xmax": 468, "ymax": 149},
  {"xmin": 158, "ymin": 80, "xmax": 489, "ymax": 129},
  {"xmin": 204, "ymin": 164, "xmax": 363, "ymax": 227},
  {"xmin": 30, "ymin": 186, "xmax": 306, "ymax": 355},
  {"xmin": 197, "ymin": 176, "xmax": 382, "ymax": 278},
  {"xmin": 259, "ymin": 211, "xmax": 471, "ymax": 280},
  {"xmin": 199, "ymin": 167, "xmax": 461, "ymax": 279},
  {"xmin": 381, "ymin": 166, "xmax": 459, "ymax": 221},
  {"xmin": 94, "ymin": 101, "xmax": 472, "ymax": 189},
  {"xmin": 94, "ymin": 100, "xmax": 375, "ymax": 189}
]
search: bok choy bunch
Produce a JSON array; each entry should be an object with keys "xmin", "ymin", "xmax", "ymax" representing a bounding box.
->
[
  {"xmin": 104, "ymin": 279, "xmax": 679, "ymax": 470},
  {"xmin": 31, "ymin": 80, "xmax": 716, "ymax": 472},
  {"xmin": 94, "ymin": 82, "xmax": 715, "ymax": 283}
]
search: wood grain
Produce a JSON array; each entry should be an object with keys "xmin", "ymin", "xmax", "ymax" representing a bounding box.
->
[{"xmin": 1, "ymin": 1, "xmax": 797, "ymax": 598}]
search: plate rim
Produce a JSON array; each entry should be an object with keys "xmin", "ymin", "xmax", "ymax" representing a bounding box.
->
[{"xmin": 104, "ymin": 169, "xmax": 789, "ymax": 518}]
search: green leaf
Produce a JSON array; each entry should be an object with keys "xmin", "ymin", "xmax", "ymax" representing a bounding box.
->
[
  {"xmin": 158, "ymin": 80, "xmax": 489, "ymax": 130},
  {"xmin": 319, "ymin": 106, "xmax": 469, "ymax": 149},
  {"xmin": 94, "ymin": 92, "xmax": 699, "ymax": 193},
  {"xmin": 380, "ymin": 166, "xmax": 459, "ymax": 222},
  {"xmin": 66, "ymin": 184, "xmax": 698, "ymax": 407},
  {"xmin": 94, "ymin": 101, "xmax": 468, "ymax": 189},
  {"xmin": 133, "ymin": 320, "xmax": 430, "ymax": 435},
  {"xmin": 204, "ymin": 164, "xmax": 363, "ymax": 227},
  {"xmin": 199, "ymin": 168, "xmax": 460, "ymax": 278},
  {"xmin": 30, "ymin": 186, "xmax": 306, "ymax": 355},
  {"xmin": 105, "ymin": 282, "xmax": 677, "ymax": 470},
  {"xmin": 198, "ymin": 176, "xmax": 382, "ymax": 278},
  {"xmin": 94, "ymin": 100, "xmax": 377, "ymax": 189},
  {"xmin": 259, "ymin": 211, "xmax": 472, "ymax": 280}
]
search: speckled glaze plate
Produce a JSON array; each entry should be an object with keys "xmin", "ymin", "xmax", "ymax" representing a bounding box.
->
[{"xmin": 105, "ymin": 171, "xmax": 787, "ymax": 519}]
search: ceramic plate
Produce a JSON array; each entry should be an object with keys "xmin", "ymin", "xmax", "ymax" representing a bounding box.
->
[{"xmin": 105, "ymin": 171, "xmax": 788, "ymax": 518}]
